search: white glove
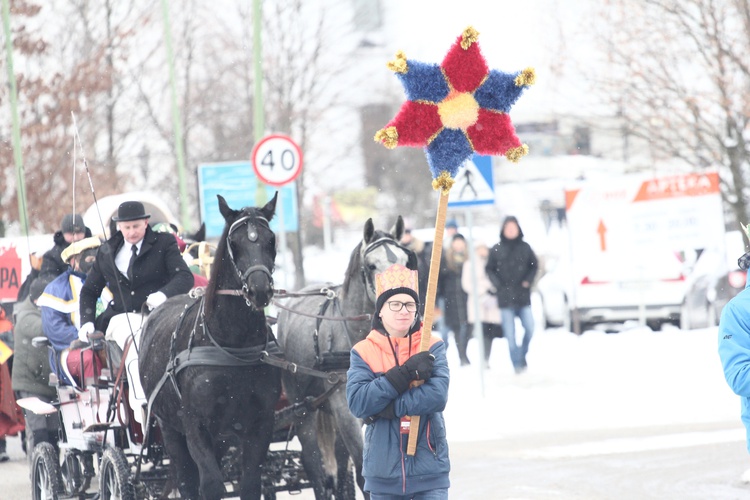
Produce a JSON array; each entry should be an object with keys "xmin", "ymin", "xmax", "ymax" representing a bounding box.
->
[
  {"xmin": 78, "ymin": 322, "xmax": 95, "ymax": 342},
  {"xmin": 146, "ymin": 291, "xmax": 167, "ymax": 310}
]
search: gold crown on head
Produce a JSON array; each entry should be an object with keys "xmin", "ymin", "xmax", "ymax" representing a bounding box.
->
[{"xmin": 375, "ymin": 263, "xmax": 419, "ymax": 298}]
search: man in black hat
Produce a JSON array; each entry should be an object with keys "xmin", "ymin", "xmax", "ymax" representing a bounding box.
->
[
  {"xmin": 37, "ymin": 213, "xmax": 92, "ymax": 284},
  {"xmin": 78, "ymin": 201, "xmax": 193, "ymax": 423},
  {"xmin": 79, "ymin": 201, "xmax": 193, "ymax": 335}
]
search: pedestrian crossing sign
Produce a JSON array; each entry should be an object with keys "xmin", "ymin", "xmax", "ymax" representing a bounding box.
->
[{"xmin": 448, "ymin": 154, "xmax": 495, "ymax": 207}]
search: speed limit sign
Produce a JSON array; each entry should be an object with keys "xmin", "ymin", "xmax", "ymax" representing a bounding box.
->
[{"xmin": 251, "ymin": 134, "xmax": 303, "ymax": 187}]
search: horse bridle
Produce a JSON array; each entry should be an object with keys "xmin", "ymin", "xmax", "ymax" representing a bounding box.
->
[
  {"xmin": 360, "ymin": 237, "xmax": 416, "ymax": 297},
  {"xmin": 223, "ymin": 213, "xmax": 274, "ymax": 302}
]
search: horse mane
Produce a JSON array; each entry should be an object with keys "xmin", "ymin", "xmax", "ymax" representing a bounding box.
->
[
  {"xmin": 203, "ymin": 219, "xmax": 230, "ymax": 316},
  {"xmin": 341, "ymin": 241, "xmax": 363, "ymax": 297}
]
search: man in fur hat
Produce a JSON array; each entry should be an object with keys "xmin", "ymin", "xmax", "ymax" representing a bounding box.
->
[{"xmin": 38, "ymin": 237, "xmax": 103, "ymax": 386}]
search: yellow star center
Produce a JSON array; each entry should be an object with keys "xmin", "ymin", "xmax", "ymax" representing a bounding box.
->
[{"xmin": 437, "ymin": 91, "xmax": 479, "ymax": 130}]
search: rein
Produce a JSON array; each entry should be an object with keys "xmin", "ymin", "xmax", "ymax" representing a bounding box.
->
[{"xmin": 273, "ymin": 296, "xmax": 371, "ymax": 322}]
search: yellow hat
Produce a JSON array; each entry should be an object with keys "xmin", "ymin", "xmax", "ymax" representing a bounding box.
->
[
  {"xmin": 61, "ymin": 236, "xmax": 101, "ymax": 264},
  {"xmin": 374, "ymin": 263, "xmax": 420, "ymax": 312}
]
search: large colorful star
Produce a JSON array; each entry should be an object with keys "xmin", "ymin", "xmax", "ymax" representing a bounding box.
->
[{"xmin": 375, "ymin": 27, "xmax": 535, "ymax": 186}]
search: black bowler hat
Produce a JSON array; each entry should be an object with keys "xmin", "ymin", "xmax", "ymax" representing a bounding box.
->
[{"xmin": 112, "ymin": 201, "xmax": 151, "ymax": 222}]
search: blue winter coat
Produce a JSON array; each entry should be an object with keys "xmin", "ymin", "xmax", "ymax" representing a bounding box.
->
[
  {"xmin": 347, "ymin": 328, "xmax": 450, "ymax": 496},
  {"xmin": 38, "ymin": 269, "xmax": 87, "ymax": 385},
  {"xmin": 718, "ymin": 284, "xmax": 750, "ymax": 453}
]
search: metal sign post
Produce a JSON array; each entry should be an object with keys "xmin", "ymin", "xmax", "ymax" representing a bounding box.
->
[
  {"xmin": 448, "ymin": 154, "xmax": 495, "ymax": 397},
  {"xmin": 251, "ymin": 135, "xmax": 304, "ymax": 289}
]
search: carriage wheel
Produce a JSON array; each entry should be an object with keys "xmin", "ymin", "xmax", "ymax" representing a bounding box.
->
[
  {"xmin": 31, "ymin": 442, "xmax": 62, "ymax": 500},
  {"xmin": 61, "ymin": 449, "xmax": 92, "ymax": 495},
  {"xmin": 99, "ymin": 447, "xmax": 136, "ymax": 500}
]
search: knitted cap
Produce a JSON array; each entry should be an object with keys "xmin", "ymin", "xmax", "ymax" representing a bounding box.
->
[
  {"xmin": 374, "ymin": 263, "xmax": 420, "ymax": 313},
  {"xmin": 61, "ymin": 236, "xmax": 101, "ymax": 264},
  {"xmin": 61, "ymin": 213, "xmax": 85, "ymax": 233}
]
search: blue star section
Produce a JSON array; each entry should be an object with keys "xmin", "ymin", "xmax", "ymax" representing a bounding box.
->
[
  {"xmin": 398, "ymin": 60, "xmax": 450, "ymax": 103},
  {"xmin": 474, "ymin": 70, "xmax": 526, "ymax": 113},
  {"xmin": 426, "ymin": 129, "xmax": 473, "ymax": 178}
]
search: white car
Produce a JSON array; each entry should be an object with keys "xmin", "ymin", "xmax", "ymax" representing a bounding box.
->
[{"xmin": 537, "ymin": 249, "xmax": 689, "ymax": 333}]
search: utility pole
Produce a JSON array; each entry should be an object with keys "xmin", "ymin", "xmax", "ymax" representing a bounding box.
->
[
  {"xmin": 253, "ymin": 0, "xmax": 267, "ymax": 207},
  {"xmin": 1, "ymin": 0, "xmax": 28, "ymax": 236},
  {"xmin": 160, "ymin": 0, "xmax": 190, "ymax": 231}
]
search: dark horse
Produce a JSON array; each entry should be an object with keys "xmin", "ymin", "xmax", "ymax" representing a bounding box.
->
[
  {"xmin": 276, "ymin": 216, "xmax": 416, "ymax": 499},
  {"xmin": 139, "ymin": 194, "xmax": 281, "ymax": 500}
]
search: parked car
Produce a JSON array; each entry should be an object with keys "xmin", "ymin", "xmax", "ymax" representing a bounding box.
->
[
  {"xmin": 538, "ymin": 248, "xmax": 690, "ymax": 333},
  {"xmin": 537, "ymin": 255, "xmax": 572, "ymax": 330},
  {"xmin": 680, "ymin": 231, "xmax": 747, "ymax": 330}
]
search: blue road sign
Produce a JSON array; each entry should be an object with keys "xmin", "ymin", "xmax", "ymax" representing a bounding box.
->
[
  {"xmin": 198, "ymin": 161, "xmax": 298, "ymax": 239},
  {"xmin": 447, "ymin": 154, "xmax": 495, "ymax": 208}
]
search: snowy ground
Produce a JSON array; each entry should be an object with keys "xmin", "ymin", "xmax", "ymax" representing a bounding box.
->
[
  {"xmin": 443, "ymin": 321, "xmax": 740, "ymax": 444},
  {"xmin": 2, "ymin": 300, "xmax": 744, "ymax": 499}
]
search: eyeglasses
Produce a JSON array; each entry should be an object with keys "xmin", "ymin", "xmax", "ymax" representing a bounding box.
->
[{"xmin": 386, "ymin": 301, "xmax": 418, "ymax": 313}]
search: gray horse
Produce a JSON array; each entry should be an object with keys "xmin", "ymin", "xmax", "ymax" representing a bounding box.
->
[{"xmin": 276, "ymin": 216, "xmax": 417, "ymax": 499}]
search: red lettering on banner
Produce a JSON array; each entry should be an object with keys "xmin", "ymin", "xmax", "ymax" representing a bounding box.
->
[
  {"xmin": 633, "ymin": 172, "xmax": 719, "ymax": 202},
  {"xmin": 0, "ymin": 246, "xmax": 22, "ymax": 301}
]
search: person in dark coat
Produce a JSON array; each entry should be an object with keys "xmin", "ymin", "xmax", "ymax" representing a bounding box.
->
[
  {"xmin": 38, "ymin": 213, "xmax": 92, "ymax": 284},
  {"xmin": 438, "ymin": 234, "xmax": 471, "ymax": 365},
  {"xmin": 12, "ymin": 277, "xmax": 59, "ymax": 456},
  {"xmin": 485, "ymin": 216, "xmax": 538, "ymax": 374},
  {"xmin": 78, "ymin": 201, "xmax": 193, "ymax": 424},
  {"xmin": 79, "ymin": 201, "xmax": 193, "ymax": 334}
]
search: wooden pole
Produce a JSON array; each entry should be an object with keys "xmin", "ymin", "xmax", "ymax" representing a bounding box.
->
[{"xmin": 407, "ymin": 186, "xmax": 450, "ymax": 455}]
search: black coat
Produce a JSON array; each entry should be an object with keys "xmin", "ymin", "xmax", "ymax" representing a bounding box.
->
[
  {"xmin": 486, "ymin": 236, "xmax": 538, "ymax": 308},
  {"xmin": 80, "ymin": 226, "xmax": 193, "ymax": 327},
  {"xmin": 438, "ymin": 248, "xmax": 468, "ymax": 332}
]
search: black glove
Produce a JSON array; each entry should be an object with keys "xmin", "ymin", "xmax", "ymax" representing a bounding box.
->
[
  {"xmin": 385, "ymin": 365, "xmax": 411, "ymax": 394},
  {"xmin": 376, "ymin": 401, "xmax": 396, "ymax": 420},
  {"xmin": 364, "ymin": 401, "xmax": 396, "ymax": 424},
  {"xmin": 403, "ymin": 351, "xmax": 435, "ymax": 382},
  {"xmin": 385, "ymin": 351, "xmax": 435, "ymax": 393}
]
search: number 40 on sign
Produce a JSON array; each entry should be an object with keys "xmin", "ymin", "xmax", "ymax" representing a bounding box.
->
[{"xmin": 251, "ymin": 134, "xmax": 304, "ymax": 187}]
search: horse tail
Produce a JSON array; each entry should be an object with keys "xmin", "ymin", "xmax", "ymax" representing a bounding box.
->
[{"xmin": 317, "ymin": 409, "xmax": 337, "ymax": 477}]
